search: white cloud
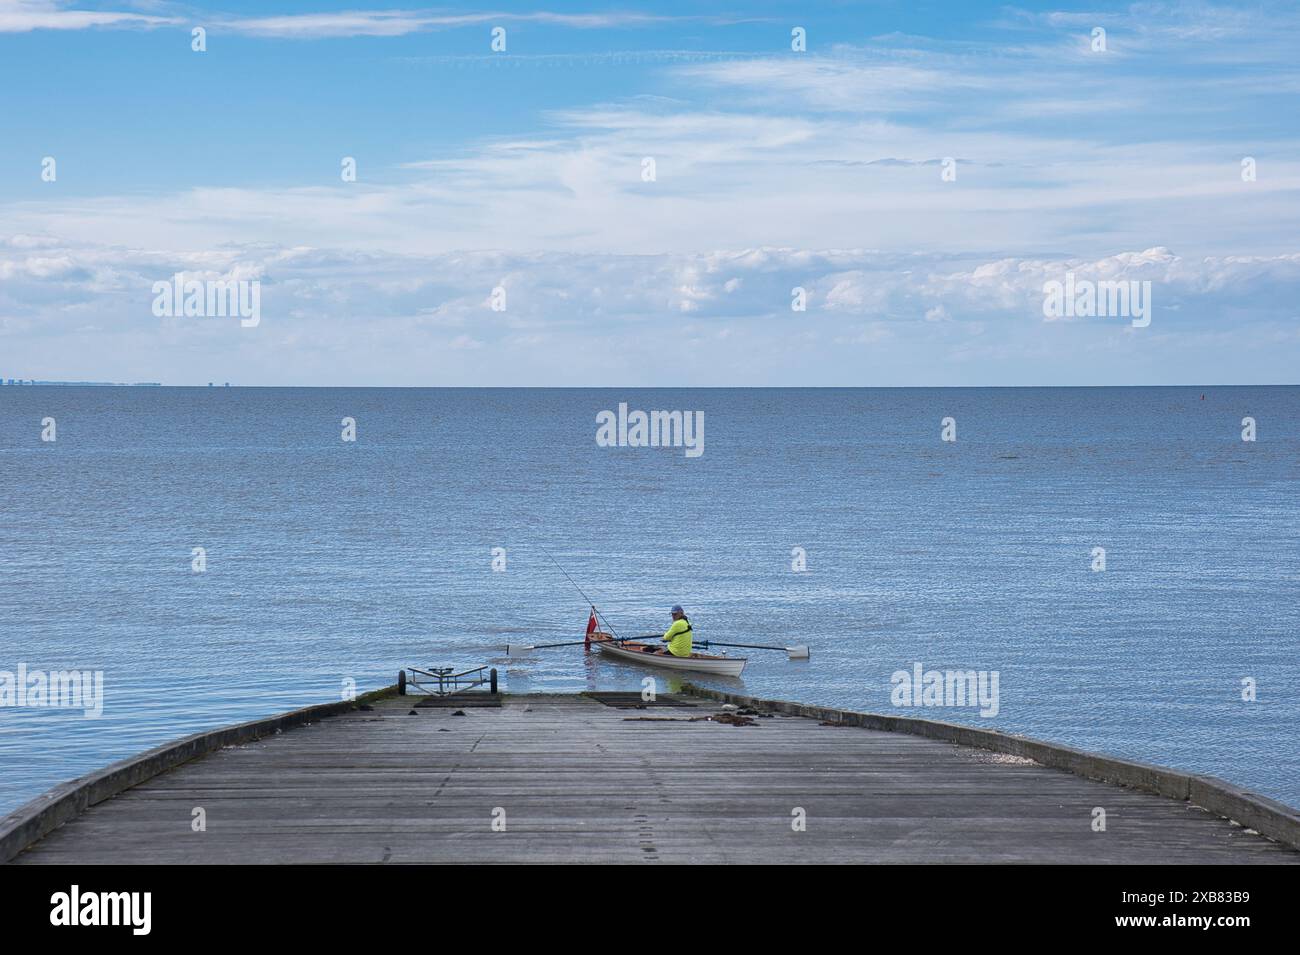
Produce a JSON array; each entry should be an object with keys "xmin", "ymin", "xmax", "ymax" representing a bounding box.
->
[
  {"xmin": 3, "ymin": 235, "xmax": 1297, "ymax": 384},
  {"xmin": 0, "ymin": 1, "xmax": 175, "ymax": 32},
  {"xmin": 215, "ymin": 10, "xmax": 685, "ymax": 39},
  {"xmin": 0, "ymin": 3, "xmax": 722, "ymax": 37}
]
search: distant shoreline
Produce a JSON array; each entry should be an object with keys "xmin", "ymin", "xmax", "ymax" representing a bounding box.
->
[{"xmin": 0, "ymin": 380, "xmax": 161, "ymax": 387}]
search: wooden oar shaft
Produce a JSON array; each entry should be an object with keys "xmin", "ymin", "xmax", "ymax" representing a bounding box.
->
[
  {"xmin": 632, "ymin": 635, "xmax": 791, "ymax": 653},
  {"xmin": 697, "ymin": 640, "xmax": 794, "ymax": 652},
  {"xmin": 517, "ymin": 634, "xmax": 651, "ymax": 651}
]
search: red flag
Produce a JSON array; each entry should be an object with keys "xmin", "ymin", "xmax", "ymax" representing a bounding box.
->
[{"xmin": 584, "ymin": 608, "xmax": 598, "ymax": 651}]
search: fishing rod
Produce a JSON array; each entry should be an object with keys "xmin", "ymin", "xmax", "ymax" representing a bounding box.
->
[
  {"xmin": 632, "ymin": 635, "xmax": 811, "ymax": 660},
  {"xmin": 535, "ymin": 544, "xmax": 624, "ymax": 640},
  {"xmin": 500, "ymin": 539, "xmax": 635, "ymax": 656}
]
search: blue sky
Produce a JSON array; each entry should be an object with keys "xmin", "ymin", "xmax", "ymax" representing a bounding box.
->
[{"xmin": 1, "ymin": 0, "xmax": 1298, "ymax": 385}]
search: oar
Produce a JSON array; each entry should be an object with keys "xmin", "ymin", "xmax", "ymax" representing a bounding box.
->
[
  {"xmin": 506, "ymin": 639, "xmax": 585, "ymax": 655},
  {"xmin": 506, "ymin": 634, "xmax": 651, "ymax": 656},
  {"xmin": 633, "ymin": 635, "xmax": 810, "ymax": 660}
]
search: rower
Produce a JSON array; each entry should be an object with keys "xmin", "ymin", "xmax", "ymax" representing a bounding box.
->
[{"xmin": 660, "ymin": 605, "xmax": 693, "ymax": 657}]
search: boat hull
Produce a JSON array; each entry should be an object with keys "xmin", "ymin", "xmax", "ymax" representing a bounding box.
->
[{"xmin": 591, "ymin": 635, "xmax": 747, "ymax": 678}]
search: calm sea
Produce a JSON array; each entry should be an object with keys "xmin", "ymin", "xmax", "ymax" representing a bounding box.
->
[{"xmin": 1, "ymin": 386, "xmax": 1297, "ymax": 815}]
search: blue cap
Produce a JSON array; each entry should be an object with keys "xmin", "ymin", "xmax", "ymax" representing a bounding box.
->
[{"xmin": 671, "ymin": 605, "xmax": 684, "ymax": 615}]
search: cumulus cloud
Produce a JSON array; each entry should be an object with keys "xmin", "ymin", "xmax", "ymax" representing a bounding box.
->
[
  {"xmin": 3, "ymin": 234, "xmax": 1297, "ymax": 384},
  {"xmin": 8, "ymin": 238, "xmax": 1295, "ymax": 328}
]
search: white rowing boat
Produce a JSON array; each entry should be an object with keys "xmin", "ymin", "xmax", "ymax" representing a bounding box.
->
[{"xmin": 589, "ymin": 632, "xmax": 747, "ymax": 678}]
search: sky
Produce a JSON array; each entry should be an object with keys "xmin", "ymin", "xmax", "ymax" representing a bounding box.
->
[{"xmin": 0, "ymin": 0, "xmax": 1297, "ymax": 386}]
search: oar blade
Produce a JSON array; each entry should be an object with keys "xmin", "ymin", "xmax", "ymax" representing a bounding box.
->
[
  {"xmin": 506, "ymin": 643, "xmax": 534, "ymax": 657},
  {"xmin": 787, "ymin": 645, "xmax": 811, "ymax": 660}
]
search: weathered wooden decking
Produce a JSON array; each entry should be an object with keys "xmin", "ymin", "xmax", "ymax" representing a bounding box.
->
[{"xmin": 14, "ymin": 693, "xmax": 1299, "ymax": 864}]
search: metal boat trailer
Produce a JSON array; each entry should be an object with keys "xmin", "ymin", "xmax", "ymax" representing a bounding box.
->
[{"xmin": 397, "ymin": 664, "xmax": 498, "ymax": 697}]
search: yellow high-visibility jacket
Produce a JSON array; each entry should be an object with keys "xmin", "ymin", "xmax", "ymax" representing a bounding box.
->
[{"xmin": 663, "ymin": 618, "xmax": 693, "ymax": 657}]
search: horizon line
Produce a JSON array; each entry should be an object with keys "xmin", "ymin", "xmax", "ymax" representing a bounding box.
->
[{"xmin": 3, "ymin": 382, "xmax": 1298, "ymax": 390}]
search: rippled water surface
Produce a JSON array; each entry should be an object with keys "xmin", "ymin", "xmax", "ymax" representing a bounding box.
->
[{"xmin": 1, "ymin": 386, "xmax": 1297, "ymax": 814}]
